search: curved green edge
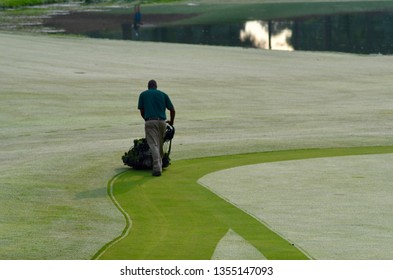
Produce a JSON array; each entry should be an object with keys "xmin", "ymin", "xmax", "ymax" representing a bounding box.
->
[{"xmin": 93, "ymin": 146, "xmax": 393, "ymax": 260}]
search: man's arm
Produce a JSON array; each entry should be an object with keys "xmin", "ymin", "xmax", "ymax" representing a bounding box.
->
[
  {"xmin": 168, "ymin": 108, "xmax": 175, "ymax": 126},
  {"xmin": 139, "ymin": 108, "xmax": 145, "ymax": 120}
]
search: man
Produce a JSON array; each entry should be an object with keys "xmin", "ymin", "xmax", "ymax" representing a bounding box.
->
[
  {"xmin": 138, "ymin": 80, "xmax": 175, "ymax": 176},
  {"xmin": 133, "ymin": 4, "xmax": 142, "ymax": 35}
]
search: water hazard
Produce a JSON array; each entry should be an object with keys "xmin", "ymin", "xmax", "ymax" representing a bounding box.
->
[{"xmin": 46, "ymin": 11, "xmax": 393, "ymax": 54}]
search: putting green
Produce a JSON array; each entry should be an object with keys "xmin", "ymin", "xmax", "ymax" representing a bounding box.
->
[
  {"xmin": 200, "ymin": 153, "xmax": 393, "ymax": 259},
  {"xmin": 94, "ymin": 146, "xmax": 393, "ymax": 260}
]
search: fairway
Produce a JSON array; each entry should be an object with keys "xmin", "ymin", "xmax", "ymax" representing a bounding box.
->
[{"xmin": 1, "ymin": 20, "xmax": 393, "ymax": 259}]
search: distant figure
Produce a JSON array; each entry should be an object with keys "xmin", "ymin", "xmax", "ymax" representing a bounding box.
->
[
  {"xmin": 133, "ymin": 4, "xmax": 142, "ymax": 36},
  {"xmin": 138, "ymin": 80, "xmax": 175, "ymax": 176}
]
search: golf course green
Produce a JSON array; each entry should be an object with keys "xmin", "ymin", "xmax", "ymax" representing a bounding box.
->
[
  {"xmin": 1, "ymin": 0, "xmax": 393, "ymax": 260},
  {"xmin": 95, "ymin": 146, "xmax": 393, "ymax": 260}
]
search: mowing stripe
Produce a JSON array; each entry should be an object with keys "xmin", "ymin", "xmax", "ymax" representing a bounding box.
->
[
  {"xmin": 95, "ymin": 146, "xmax": 393, "ymax": 260},
  {"xmin": 91, "ymin": 171, "xmax": 132, "ymax": 260}
]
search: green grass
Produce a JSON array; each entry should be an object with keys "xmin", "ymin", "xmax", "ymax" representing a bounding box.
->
[
  {"xmin": 0, "ymin": 0, "xmax": 66, "ymax": 8},
  {"xmin": 201, "ymin": 152, "xmax": 393, "ymax": 259},
  {"xmin": 136, "ymin": 0, "xmax": 393, "ymax": 25},
  {"xmin": 1, "ymin": 0, "xmax": 393, "ymax": 258},
  {"xmin": 95, "ymin": 146, "xmax": 393, "ymax": 259}
]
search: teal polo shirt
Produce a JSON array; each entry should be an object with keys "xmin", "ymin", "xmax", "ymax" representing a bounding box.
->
[{"xmin": 138, "ymin": 89, "xmax": 174, "ymax": 120}]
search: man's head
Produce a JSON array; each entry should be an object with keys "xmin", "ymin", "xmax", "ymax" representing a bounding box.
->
[{"xmin": 148, "ymin": 80, "xmax": 157, "ymax": 89}]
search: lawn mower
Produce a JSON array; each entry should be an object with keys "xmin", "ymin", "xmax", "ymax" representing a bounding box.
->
[{"xmin": 122, "ymin": 124, "xmax": 175, "ymax": 169}]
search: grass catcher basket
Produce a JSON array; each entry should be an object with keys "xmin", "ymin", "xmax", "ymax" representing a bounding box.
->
[{"xmin": 122, "ymin": 124, "xmax": 175, "ymax": 169}]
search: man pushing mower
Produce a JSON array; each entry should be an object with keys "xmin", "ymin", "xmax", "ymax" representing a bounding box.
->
[{"xmin": 134, "ymin": 80, "xmax": 175, "ymax": 176}]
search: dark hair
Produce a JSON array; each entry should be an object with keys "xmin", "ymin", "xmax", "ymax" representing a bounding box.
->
[{"xmin": 148, "ymin": 80, "xmax": 157, "ymax": 89}]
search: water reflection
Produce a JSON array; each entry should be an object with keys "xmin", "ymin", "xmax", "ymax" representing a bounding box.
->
[
  {"xmin": 240, "ymin": 20, "xmax": 293, "ymax": 51},
  {"xmin": 291, "ymin": 12, "xmax": 393, "ymax": 54},
  {"xmin": 238, "ymin": 11, "xmax": 393, "ymax": 53},
  {"xmin": 121, "ymin": 11, "xmax": 393, "ymax": 54},
  {"xmin": 46, "ymin": 11, "xmax": 393, "ymax": 54}
]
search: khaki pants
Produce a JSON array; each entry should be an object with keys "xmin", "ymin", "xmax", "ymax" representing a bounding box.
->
[{"xmin": 145, "ymin": 120, "xmax": 166, "ymax": 173}]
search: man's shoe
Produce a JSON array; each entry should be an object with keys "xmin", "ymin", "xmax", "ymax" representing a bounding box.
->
[{"xmin": 152, "ymin": 171, "xmax": 161, "ymax": 177}]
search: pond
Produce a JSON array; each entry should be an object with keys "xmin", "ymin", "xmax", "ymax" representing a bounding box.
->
[{"xmin": 46, "ymin": 11, "xmax": 393, "ymax": 54}]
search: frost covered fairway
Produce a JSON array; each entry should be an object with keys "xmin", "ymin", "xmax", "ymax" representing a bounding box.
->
[{"xmin": 1, "ymin": 32, "xmax": 393, "ymax": 259}]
